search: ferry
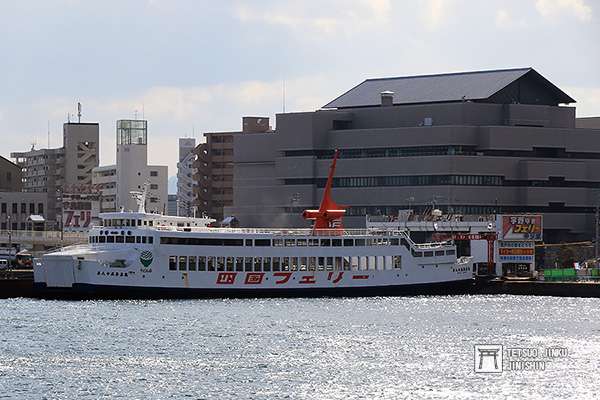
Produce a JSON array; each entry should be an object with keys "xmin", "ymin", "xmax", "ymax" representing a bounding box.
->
[{"xmin": 33, "ymin": 151, "xmax": 475, "ymax": 298}]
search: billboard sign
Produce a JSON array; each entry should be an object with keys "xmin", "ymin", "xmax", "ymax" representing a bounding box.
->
[
  {"xmin": 499, "ymin": 215, "xmax": 543, "ymax": 241},
  {"xmin": 62, "ymin": 188, "xmax": 101, "ymax": 232}
]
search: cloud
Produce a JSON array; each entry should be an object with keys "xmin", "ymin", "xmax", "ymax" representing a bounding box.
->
[
  {"xmin": 422, "ymin": 0, "xmax": 449, "ymax": 30},
  {"xmin": 233, "ymin": 0, "xmax": 392, "ymax": 36},
  {"xmin": 565, "ymin": 86, "xmax": 600, "ymax": 117},
  {"xmin": 535, "ymin": 0, "xmax": 592, "ymax": 21},
  {"xmin": 4, "ymin": 75, "xmax": 336, "ymax": 174}
]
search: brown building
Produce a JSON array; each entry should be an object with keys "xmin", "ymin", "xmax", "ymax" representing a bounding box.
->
[
  {"xmin": 193, "ymin": 117, "xmax": 271, "ymax": 221},
  {"xmin": 0, "ymin": 155, "xmax": 21, "ymax": 192}
]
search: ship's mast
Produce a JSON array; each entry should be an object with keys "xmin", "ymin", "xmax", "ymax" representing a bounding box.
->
[{"xmin": 302, "ymin": 149, "xmax": 346, "ymax": 233}]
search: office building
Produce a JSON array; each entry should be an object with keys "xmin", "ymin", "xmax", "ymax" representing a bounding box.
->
[
  {"xmin": 227, "ymin": 67, "xmax": 600, "ymax": 243},
  {"xmin": 93, "ymin": 120, "xmax": 168, "ymax": 213},
  {"xmin": 193, "ymin": 117, "xmax": 271, "ymax": 221},
  {"xmin": 176, "ymin": 138, "xmax": 197, "ymax": 217},
  {"xmin": 0, "ymin": 155, "xmax": 21, "ymax": 192}
]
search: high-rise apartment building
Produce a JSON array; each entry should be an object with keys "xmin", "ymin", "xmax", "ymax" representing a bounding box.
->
[
  {"xmin": 193, "ymin": 117, "xmax": 271, "ymax": 221},
  {"xmin": 93, "ymin": 120, "xmax": 168, "ymax": 213},
  {"xmin": 177, "ymin": 138, "xmax": 197, "ymax": 217},
  {"xmin": 11, "ymin": 121, "xmax": 99, "ymax": 223}
]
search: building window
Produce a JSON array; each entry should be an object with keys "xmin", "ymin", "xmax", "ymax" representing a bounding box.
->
[
  {"xmin": 1, "ymin": 203, "xmax": 6, "ymax": 214},
  {"xmin": 150, "ymin": 184, "xmax": 158, "ymax": 190},
  {"xmin": 29, "ymin": 203, "xmax": 35, "ymax": 214},
  {"xmin": 150, "ymin": 171, "xmax": 158, "ymax": 177},
  {"xmin": 12, "ymin": 203, "xmax": 17, "ymax": 214},
  {"xmin": 21, "ymin": 203, "xmax": 26, "ymax": 214},
  {"xmin": 38, "ymin": 203, "xmax": 43, "ymax": 214}
]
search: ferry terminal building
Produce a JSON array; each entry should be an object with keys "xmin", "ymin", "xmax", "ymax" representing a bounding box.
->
[{"xmin": 224, "ymin": 68, "xmax": 600, "ymax": 244}]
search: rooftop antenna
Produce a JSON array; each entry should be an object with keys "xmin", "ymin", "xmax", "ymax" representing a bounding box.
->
[
  {"xmin": 77, "ymin": 102, "xmax": 82, "ymax": 123},
  {"xmin": 67, "ymin": 112, "xmax": 70, "ymax": 123},
  {"xmin": 282, "ymin": 79, "xmax": 286, "ymax": 113},
  {"xmin": 130, "ymin": 180, "xmax": 150, "ymax": 213},
  {"xmin": 47, "ymin": 120, "xmax": 50, "ymax": 148}
]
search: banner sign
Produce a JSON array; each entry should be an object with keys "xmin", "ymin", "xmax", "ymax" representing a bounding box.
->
[
  {"xmin": 499, "ymin": 215, "xmax": 543, "ymax": 241},
  {"xmin": 498, "ymin": 240, "xmax": 535, "ymax": 263}
]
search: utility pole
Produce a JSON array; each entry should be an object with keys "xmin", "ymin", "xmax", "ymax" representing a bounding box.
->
[{"xmin": 594, "ymin": 203, "xmax": 600, "ymax": 263}]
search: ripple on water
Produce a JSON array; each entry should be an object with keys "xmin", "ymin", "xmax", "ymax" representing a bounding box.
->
[{"xmin": 0, "ymin": 296, "xmax": 599, "ymax": 399}]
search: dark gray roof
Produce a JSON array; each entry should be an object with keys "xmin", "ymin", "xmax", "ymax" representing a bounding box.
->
[{"xmin": 323, "ymin": 67, "xmax": 574, "ymax": 108}]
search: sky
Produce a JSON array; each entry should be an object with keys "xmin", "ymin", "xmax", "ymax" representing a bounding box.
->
[{"xmin": 1, "ymin": 0, "xmax": 599, "ymax": 190}]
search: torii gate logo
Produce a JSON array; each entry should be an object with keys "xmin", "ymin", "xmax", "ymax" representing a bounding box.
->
[{"xmin": 474, "ymin": 345, "xmax": 503, "ymax": 373}]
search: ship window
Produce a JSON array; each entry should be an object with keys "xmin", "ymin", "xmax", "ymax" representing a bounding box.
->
[
  {"xmin": 318, "ymin": 257, "xmax": 325, "ymax": 270},
  {"xmin": 282, "ymin": 257, "xmax": 290, "ymax": 271},
  {"xmin": 245, "ymin": 239, "xmax": 253, "ymax": 246},
  {"xmin": 99, "ymin": 236, "xmax": 106, "ymax": 243},
  {"xmin": 263, "ymin": 257, "xmax": 271, "ymax": 271},
  {"xmin": 350, "ymin": 256, "xmax": 359, "ymax": 270},
  {"xmin": 198, "ymin": 256, "xmax": 206, "ymax": 271},
  {"xmin": 169, "ymin": 256, "xmax": 177, "ymax": 270},
  {"xmin": 355, "ymin": 239, "xmax": 365, "ymax": 246},
  {"xmin": 189, "ymin": 256, "xmax": 197, "ymax": 271},
  {"xmin": 116, "ymin": 236, "xmax": 124, "ymax": 243},
  {"xmin": 343, "ymin": 256, "xmax": 351, "ymax": 270},
  {"xmin": 142, "ymin": 236, "xmax": 147, "ymax": 244},
  {"xmin": 326, "ymin": 257, "xmax": 334, "ymax": 269},
  {"xmin": 412, "ymin": 250, "xmax": 422, "ymax": 257},
  {"xmin": 332, "ymin": 239, "xmax": 342, "ymax": 247},
  {"xmin": 299, "ymin": 257, "xmax": 307, "ymax": 270},
  {"xmin": 343, "ymin": 239, "xmax": 353, "ymax": 246},
  {"xmin": 138, "ymin": 219, "xmax": 142, "ymax": 226},
  {"xmin": 320, "ymin": 239, "xmax": 331, "ymax": 247},
  {"xmin": 135, "ymin": 236, "xmax": 141, "ymax": 243},
  {"xmin": 217, "ymin": 257, "xmax": 225, "ymax": 271},
  {"xmin": 224, "ymin": 239, "xmax": 244, "ymax": 246},
  {"xmin": 424, "ymin": 251, "xmax": 434, "ymax": 257},
  {"xmin": 254, "ymin": 257, "xmax": 262, "ymax": 272},
  {"xmin": 308, "ymin": 239, "xmax": 319, "ymax": 246},
  {"xmin": 235, "ymin": 257, "xmax": 244, "ymax": 271},
  {"xmin": 393, "ymin": 256, "xmax": 402, "ymax": 269},
  {"xmin": 255, "ymin": 239, "xmax": 271, "ymax": 247},
  {"xmin": 226, "ymin": 257, "xmax": 234, "ymax": 271},
  {"xmin": 106, "ymin": 236, "xmax": 114, "ymax": 243},
  {"xmin": 308, "ymin": 257, "xmax": 316, "ymax": 271},
  {"xmin": 446, "ymin": 250, "xmax": 455, "ymax": 255},
  {"xmin": 179, "ymin": 256, "xmax": 187, "ymax": 271},
  {"xmin": 334, "ymin": 257, "xmax": 342, "ymax": 271},
  {"xmin": 244, "ymin": 257, "xmax": 253, "ymax": 272},
  {"xmin": 297, "ymin": 239, "xmax": 307, "ymax": 247},
  {"xmin": 149, "ymin": 221, "xmax": 153, "ymax": 226},
  {"xmin": 391, "ymin": 238, "xmax": 399, "ymax": 246},
  {"xmin": 126, "ymin": 236, "xmax": 135, "ymax": 243},
  {"xmin": 207, "ymin": 257, "xmax": 215, "ymax": 271},
  {"xmin": 273, "ymin": 257, "xmax": 281, "ymax": 271},
  {"xmin": 273, "ymin": 239, "xmax": 284, "ymax": 247},
  {"xmin": 143, "ymin": 221, "xmax": 147, "ymax": 226},
  {"xmin": 285, "ymin": 239, "xmax": 295, "ymax": 247},
  {"xmin": 291, "ymin": 257, "xmax": 298, "ymax": 271},
  {"xmin": 435, "ymin": 250, "xmax": 445, "ymax": 256},
  {"xmin": 148, "ymin": 237, "xmax": 153, "ymax": 244}
]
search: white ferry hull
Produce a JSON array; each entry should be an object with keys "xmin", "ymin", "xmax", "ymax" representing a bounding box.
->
[{"xmin": 33, "ymin": 278, "xmax": 475, "ymax": 299}]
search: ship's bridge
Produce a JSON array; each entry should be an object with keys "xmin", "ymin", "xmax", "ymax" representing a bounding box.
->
[{"xmin": 98, "ymin": 211, "xmax": 215, "ymax": 230}]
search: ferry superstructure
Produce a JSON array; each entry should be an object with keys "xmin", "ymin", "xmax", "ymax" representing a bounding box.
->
[{"xmin": 33, "ymin": 152, "xmax": 475, "ymax": 298}]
